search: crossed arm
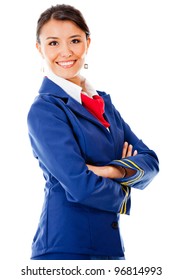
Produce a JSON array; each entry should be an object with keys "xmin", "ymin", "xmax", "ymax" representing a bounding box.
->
[{"xmin": 87, "ymin": 142, "xmax": 137, "ymax": 179}]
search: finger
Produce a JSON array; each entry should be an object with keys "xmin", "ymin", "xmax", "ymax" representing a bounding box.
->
[
  {"xmin": 126, "ymin": 144, "xmax": 133, "ymax": 157},
  {"xmin": 133, "ymin": 150, "xmax": 138, "ymax": 156},
  {"xmin": 122, "ymin": 142, "xmax": 129, "ymax": 158}
]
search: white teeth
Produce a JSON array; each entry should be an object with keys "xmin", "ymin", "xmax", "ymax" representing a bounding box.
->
[{"xmin": 58, "ymin": 61, "xmax": 74, "ymax": 66}]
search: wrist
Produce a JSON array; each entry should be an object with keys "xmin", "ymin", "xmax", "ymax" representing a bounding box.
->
[{"xmin": 120, "ymin": 167, "xmax": 126, "ymax": 178}]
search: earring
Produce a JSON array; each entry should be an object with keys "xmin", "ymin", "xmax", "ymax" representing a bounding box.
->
[
  {"xmin": 40, "ymin": 65, "xmax": 45, "ymax": 73},
  {"xmin": 40, "ymin": 60, "xmax": 46, "ymax": 74},
  {"xmin": 84, "ymin": 63, "xmax": 88, "ymax": 69}
]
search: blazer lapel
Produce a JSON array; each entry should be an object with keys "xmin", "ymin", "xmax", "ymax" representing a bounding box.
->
[
  {"xmin": 66, "ymin": 95, "xmax": 109, "ymax": 129},
  {"xmin": 39, "ymin": 77, "xmax": 106, "ymax": 127},
  {"xmin": 39, "ymin": 77, "xmax": 122, "ymax": 155},
  {"xmin": 100, "ymin": 92, "xmax": 121, "ymax": 141}
]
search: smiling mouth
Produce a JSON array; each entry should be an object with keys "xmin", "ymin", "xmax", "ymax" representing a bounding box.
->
[{"xmin": 56, "ymin": 60, "xmax": 76, "ymax": 69}]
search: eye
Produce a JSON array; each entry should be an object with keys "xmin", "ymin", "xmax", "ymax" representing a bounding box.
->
[
  {"xmin": 71, "ymin": 39, "xmax": 81, "ymax": 44},
  {"xmin": 48, "ymin": 41, "xmax": 59, "ymax": 46}
]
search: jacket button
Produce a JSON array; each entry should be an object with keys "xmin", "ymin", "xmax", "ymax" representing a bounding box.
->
[{"xmin": 111, "ymin": 221, "xmax": 118, "ymax": 229}]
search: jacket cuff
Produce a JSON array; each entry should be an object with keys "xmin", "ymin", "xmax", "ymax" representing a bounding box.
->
[
  {"xmin": 109, "ymin": 159, "xmax": 144, "ymax": 186},
  {"xmin": 120, "ymin": 185, "xmax": 131, "ymax": 215}
]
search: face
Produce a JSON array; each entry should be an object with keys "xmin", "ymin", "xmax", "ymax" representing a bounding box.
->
[{"xmin": 37, "ymin": 19, "xmax": 90, "ymax": 85}]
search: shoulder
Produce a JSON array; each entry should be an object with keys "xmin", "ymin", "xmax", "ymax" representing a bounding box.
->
[{"xmin": 27, "ymin": 94, "xmax": 68, "ymax": 130}]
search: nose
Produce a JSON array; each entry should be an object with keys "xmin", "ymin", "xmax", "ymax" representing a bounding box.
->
[{"xmin": 60, "ymin": 43, "xmax": 73, "ymax": 58}]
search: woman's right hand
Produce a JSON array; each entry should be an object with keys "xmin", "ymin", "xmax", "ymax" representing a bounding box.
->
[{"xmin": 86, "ymin": 142, "xmax": 137, "ymax": 179}]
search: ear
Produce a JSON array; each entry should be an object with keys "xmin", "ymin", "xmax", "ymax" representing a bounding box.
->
[{"xmin": 36, "ymin": 42, "xmax": 44, "ymax": 58}]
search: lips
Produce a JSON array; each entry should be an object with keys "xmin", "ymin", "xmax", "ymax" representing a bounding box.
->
[{"xmin": 56, "ymin": 60, "xmax": 76, "ymax": 69}]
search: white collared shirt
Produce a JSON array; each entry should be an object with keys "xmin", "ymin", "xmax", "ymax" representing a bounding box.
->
[{"xmin": 46, "ymin": 69, "xmax": 98, "ymax": 103}]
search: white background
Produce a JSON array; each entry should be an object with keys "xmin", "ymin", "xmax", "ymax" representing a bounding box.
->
[{"xmin": 0, "ymin": 0, "xmax": 182, "ymax": 279}]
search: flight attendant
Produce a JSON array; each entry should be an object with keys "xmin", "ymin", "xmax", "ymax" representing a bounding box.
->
[{"xmin": 27, "ymin": 4, "xmax": 159, "ymax": 260}]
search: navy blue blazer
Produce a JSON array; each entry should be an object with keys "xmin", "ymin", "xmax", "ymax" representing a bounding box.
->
[{"xmin": 27, "ymin": 77, "xmax": 159, "ymax": 258}]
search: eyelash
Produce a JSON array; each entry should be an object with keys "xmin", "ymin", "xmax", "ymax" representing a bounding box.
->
[
  {"xmin": 71, "ymin": 39, "xmax": 81, "ymax": 44},
  {"xmin": 48, "ymin": 41, "xmax": 58, "ymax": 46},
  {"xmin": 48, "ymin": 39, "xmax": 81, "ymax": 46}
]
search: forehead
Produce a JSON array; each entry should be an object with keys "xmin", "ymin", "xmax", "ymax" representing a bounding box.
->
[{"xmin": 40, "ymin": 19, "xmax": 85, "ymax": 39}]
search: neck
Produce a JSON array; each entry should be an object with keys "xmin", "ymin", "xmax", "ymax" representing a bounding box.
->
[{"xmin": 66, "ymin": 74, "xmax": 85, "ymax": 87}]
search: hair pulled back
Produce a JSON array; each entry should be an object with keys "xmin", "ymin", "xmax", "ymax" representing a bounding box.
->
[{"xmin": 36, "ymin": 4, "xmax": 90, "ymax": 43}]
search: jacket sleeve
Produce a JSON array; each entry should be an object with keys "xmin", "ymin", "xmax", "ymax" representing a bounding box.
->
[
  {"xmin": 108, "ymin": 113, "xmax": 159, "ymax": 190},
  {"xmin": 27, "ymin": 97, "xmax": 130, "ymax": 214}
]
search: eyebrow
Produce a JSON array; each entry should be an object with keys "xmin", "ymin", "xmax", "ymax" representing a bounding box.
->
[
  {"xmin": 46, "ymin": 36, "xmax": 59, "ymax": 40},
  {"xmin": 46, "ymin": 35, "xmax": 82, "ymax": 40}
]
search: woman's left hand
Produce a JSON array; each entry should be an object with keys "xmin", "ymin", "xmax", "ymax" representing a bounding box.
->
[{"xmin": 122, "ymin": 141, "xmax": 138, "ymax": 158}]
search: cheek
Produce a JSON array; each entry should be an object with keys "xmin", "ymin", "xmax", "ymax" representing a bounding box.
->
[
  {"xmin": 75, "ymin": 45, "xmax": 88, "ymax": 58},
  {"xmin": 43, "ymin": 47, "xmax": 57, "ymax": 61}
]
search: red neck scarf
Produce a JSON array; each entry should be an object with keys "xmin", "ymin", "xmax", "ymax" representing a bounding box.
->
[{"xmin": 81, "ymin": 93, "xmax": 110, "ymax": 128}]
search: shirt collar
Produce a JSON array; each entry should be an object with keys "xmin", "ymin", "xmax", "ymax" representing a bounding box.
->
[{"xmin": 46, "ymin": 68, "xmax": 98, "ymax": 104}]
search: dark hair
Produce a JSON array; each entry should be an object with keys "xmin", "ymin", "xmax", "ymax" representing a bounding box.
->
[{"xmin": 36, "ymin": 4, "xmax": 90, "ymax": 43}]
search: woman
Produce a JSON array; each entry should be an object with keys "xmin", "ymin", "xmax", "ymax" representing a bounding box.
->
[{"xmin": 27, "ymin": 4, "xmax": 159, "ymax": 260}]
